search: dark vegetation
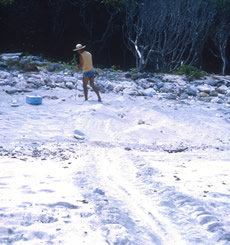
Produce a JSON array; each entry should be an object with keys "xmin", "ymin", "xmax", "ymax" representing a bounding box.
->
[
  {"xmin": 172, "ymin": 65, "xmax": 208, "ymax": 80},
  {"xmin": 0, "ymin": 0, "xmax": 230, "ymax": 74}
]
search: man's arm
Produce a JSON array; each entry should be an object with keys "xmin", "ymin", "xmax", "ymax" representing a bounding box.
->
[{"xmin": 77, "ymin": 54, "xmax": 83, "ymax": 71}]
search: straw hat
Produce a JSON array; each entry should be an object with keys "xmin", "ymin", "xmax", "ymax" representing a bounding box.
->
[{"xmin": 73, "ymin": 44, "xmax": 86, "ymax": 51}]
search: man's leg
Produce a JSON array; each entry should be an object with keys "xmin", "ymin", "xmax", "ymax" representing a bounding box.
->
[
  {"xmin": 89, "ymin": 77, "xmax": 101, "ymax": 101},
  {"xmin": 83, "ymin": 77, "xmax": 89, "ymax": 101}
]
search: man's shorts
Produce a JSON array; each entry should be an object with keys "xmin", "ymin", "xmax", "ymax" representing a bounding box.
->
[{"xmin": 83, "ymin": 70, "xmax": 95, "ymax": 78}]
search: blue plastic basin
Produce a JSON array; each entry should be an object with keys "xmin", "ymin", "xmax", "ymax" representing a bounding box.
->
[{"xmin": 26, "ymin": 95, "xmax": 42, "ymax": 105}]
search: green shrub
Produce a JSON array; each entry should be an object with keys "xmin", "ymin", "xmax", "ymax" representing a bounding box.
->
[
  {"xmin": 130, "ymin": 67, "xmax": 136, "ymax": 73},
  {"xmin": 53, "ymin": 55, "xmax": 78, "ymax": 71},
  {"xmin": 0, "ymin": 0, "xmax": 14, "ymax": 5},
  {"xmin": 111, "ymin": 65, "xmax": 120, "ymax": 72},
  {"xmin": 57, "ymin": 61, "xmax": 77, "ymax": 71},
  {"xmin": 5, "ymin": 58, "xmax": 16, "ymax": 69},
  {"xmin": 70, "ymin": 54, "xmax": 78, "ymax": 67},
  {"xmin": 173, "ymin": 65, "xmax": 208, "ymax": 80}
]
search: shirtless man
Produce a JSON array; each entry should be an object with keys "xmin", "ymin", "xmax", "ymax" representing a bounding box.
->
[{"xmin": 73, "ymin": 44, "xmax": 102, "ymax": 102}]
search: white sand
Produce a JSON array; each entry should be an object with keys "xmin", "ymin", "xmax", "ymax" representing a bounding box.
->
[{"xmin": 0, "ymin": 87, "xmax": 230, "ymax": 244}]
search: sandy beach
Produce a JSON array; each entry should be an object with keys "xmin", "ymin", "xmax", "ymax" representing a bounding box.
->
[{"xmin": 0, "ymin": 77, "xmax": 230, "ymax": 244}]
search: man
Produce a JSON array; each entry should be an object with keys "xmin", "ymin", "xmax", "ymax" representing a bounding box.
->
[{"xmin": 73, "ymin": 44, "xmax": 102, "ymax": 102}]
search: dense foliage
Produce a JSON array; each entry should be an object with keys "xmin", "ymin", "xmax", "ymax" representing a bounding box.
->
[
  {"xmin": 0, "ymin": 0, "xmax": 14, "ymax": 4},
  {"xmin": 0, "ymin": 0, "xmax": 230, "ymax": 74},
  {"xmin": 173, "ymin": 65, "xmax": 208, "ymax": 80}
]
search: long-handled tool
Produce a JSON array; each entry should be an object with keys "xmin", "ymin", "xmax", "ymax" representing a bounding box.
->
[{"xmin": 74, "ymin": 72, "xmax": 78, "ymax": 100}]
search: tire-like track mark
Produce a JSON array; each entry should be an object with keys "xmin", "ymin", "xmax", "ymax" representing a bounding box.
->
[{"xmin": 74, "ymin": 145, "xmax": 229, "ymax": 244}]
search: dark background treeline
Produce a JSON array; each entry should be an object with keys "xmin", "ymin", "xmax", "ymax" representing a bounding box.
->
[
  {"xmin": 0, "ymin": 0, "xmax": 128, "ymax": 68},
  {"xmin": 0, "ymin": 0, "xmax": 230, "ymax": 74}
]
